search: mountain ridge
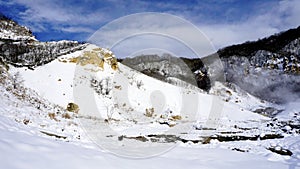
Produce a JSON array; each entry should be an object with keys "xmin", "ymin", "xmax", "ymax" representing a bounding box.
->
[
  {"xmin": 119, "ymin": 26, "xmax": 300, "ymax": 104},
  {"xmin": 0, "ymin": 14, "xmax": 87, "ymax": 69},
  {"xmin": 218, "ymin": 26, "xmax": 300, "ymax": 58}
]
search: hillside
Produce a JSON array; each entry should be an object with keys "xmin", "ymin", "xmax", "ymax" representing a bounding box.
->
[
  {"xmin": 120, "ymin": 54, "xmax": 211, "ymax": 91},
  {"xmin": 121, "ymin": 26, "xmax": 300, "ymax": 103},
  {"xmin": 209, "ymin": 26, "xmax": 300, "ymax": 104},
  {"xmin": 120, "ymin": 26, "xmax": 300, "ymax": 98},
  {"xmin": 0, "ymin": 13, "xmax": 34, "ymax": 41},
  {"xmin": 217, "ymin": 26, "xmax": 300, "ymax": 74}
]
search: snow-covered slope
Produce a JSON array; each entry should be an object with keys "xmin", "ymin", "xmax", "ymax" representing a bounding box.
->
[
  {"xmin": 6, "ymin": 44, "xmax": 299, "ymax": 159},
  {"xmin": 1, "ymin": 57, "xmax": 299, "ymax": 167},
  {"xmin": 10, "ymin": 44, "xmax": 269, "ymax": 130},
  {"xmin": 9, "ymin": 48, "xmax": 81, "ymax": 107}
]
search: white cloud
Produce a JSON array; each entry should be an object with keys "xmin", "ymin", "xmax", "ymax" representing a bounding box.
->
[
  {"xmin": 198, "ymin": 0, "xmax": 300, "ymax": 49},
  {"xmin": 85, "ymin": 0, "xmax": 300, "ymax": 58},
  {"xmin": 15, "ymin": 0, "xmax": 72, "ymax": 22},
  {"xmin": 278, "ymin": 0, "xmax": 300, "ymax": 27},
  {"xmin": 199, "ymin": 22, "xmax": 280, "ymax": 49},
  {"xmin": 88, "ymin": 13, "xmax": 215, "ymax": 58},
  {"xmin": 4, "ymin": 0, "xmax": 300, "ymax": 53},
  {"xmin": 61, "ymin": 27, "xmax": 94, "ymax": 33},
  {"xmin": 10, "ymin": 0, "xmax": 109, "ymax": 33}
]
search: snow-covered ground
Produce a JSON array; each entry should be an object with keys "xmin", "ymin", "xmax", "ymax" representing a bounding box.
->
[
  {"xmin": 1, "ymin": 113, "xmax": 299, "ymax": 169},
  {"xmin": 1, "ymin": 103, "xmax": 300, "ymax": 169},
  {"xmin": 2, "ymin": 44, "xmax": 300, "ymax": 168}
]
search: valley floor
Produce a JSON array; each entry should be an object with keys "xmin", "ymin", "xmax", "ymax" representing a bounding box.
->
[{"xmin": 1, "ymin": 114, "xmax": 299, "ymax": 169}]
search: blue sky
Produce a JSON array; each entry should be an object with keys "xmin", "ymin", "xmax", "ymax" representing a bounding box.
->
[{"xmin": 1, "ymin": 0, "xmax": 300, "ymax": 51}]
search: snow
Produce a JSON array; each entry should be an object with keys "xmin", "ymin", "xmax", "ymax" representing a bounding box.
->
[
  {"xmin": 0, "ymin": 19, "xmax": 36, "ymax": 41},
  {"xmin": 3, "ymin": 44, "xmax": 300, "ymax": 168},
  {"xmin": 9, "ymin": 48, "xmax": 82, "ymax": 108},
  {"xmin": 0, "ymin": 115, "xmax": 296, "ymax": 169},
  {"xmin": 0, "ymin": 29, "xmax": 36, "ymax": 41}
]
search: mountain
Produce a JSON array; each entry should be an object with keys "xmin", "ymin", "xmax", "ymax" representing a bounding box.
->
[
  {"xmin": 120, "ymin": 26, "xmax": 300, "ymax": 104},
  {"xmin": 217, "ymin": 26, "xmax": 300, "ymax": 74},
  {"xmin": 213, "ymin": 26, "xmax": 300, "ymax": 104},
  {"xmin": 0, "ymin": 14, "xmax": 300, "ymax": 168},
  {"xmin": 218, "ymin": 26, "xmax": 300, "ymax": 58},
  {"xmin": 0, "ymin": 13, "xmax": 34, "ymax": 41},
  {"xmin": 0, "ymin": 16, "xmax": 87, "ymax": 69}
]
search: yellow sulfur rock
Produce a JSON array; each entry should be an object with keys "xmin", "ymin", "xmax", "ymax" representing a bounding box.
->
[{"xmin": 62, "ymin": 47, "xmax": 118, "ymax": 71}]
